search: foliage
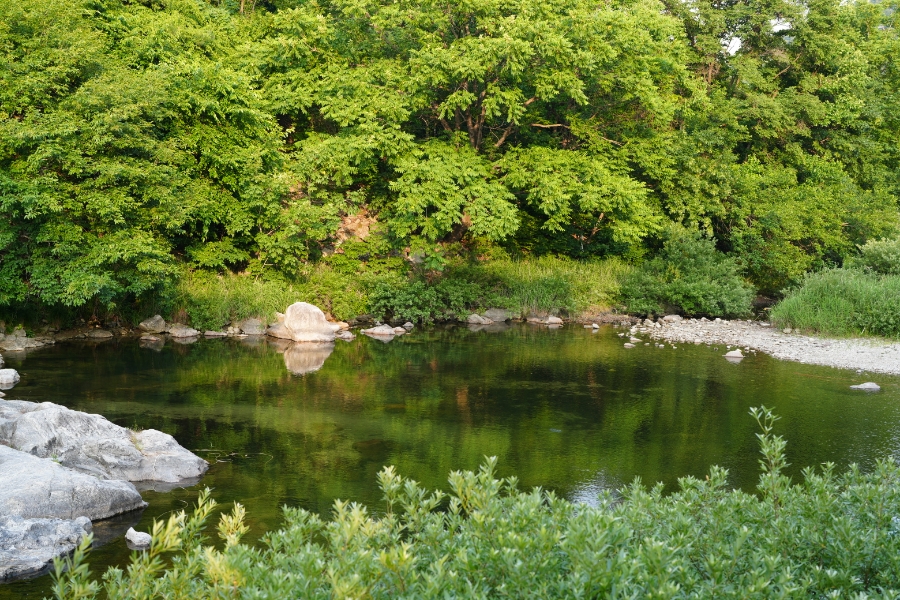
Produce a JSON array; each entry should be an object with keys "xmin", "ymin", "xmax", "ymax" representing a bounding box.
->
[
  {"xmin": 53, "ymin": 407, "xmax": 900, "ymax": 599},
  {"xmin": 771, "ymin": 268, "xmax": 900, "ymax": 338},
  {"xmin": 2, "ymin": 0, "xmax": 900, "ymax": 315},
  {"xmin": 846, "ymin": 238, "xmax": 900, "ymax": 276},
  {"xmin": 620, "ymin": 233, "xmax": 754, "ymax": 317}
]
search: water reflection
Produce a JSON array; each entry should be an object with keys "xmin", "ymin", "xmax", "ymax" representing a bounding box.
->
[{"xmin": 283, "ymin": 342, "xmax": 334, "ymax": 375}]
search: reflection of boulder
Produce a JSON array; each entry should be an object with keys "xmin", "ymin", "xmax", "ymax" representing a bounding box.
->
[
  {"xmin": 283, "ymin": 343, "xmax": 334, "ymax": 375},
  {"xmin": 283, "ymin": 302, "xmax": 340, "ymax": 342}
]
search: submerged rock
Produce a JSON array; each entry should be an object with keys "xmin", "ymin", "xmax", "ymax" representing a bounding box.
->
[
  {"xmin": 138, "ymin": 315, "xmax": 167, "ymax": 334},
  {"xmin": 850, "ymin": 382, "xmax": 881, "ymax": 391},
  {"xmin": 0, "ymin": 515, "xmax": 92, "ymax": 581},
  {"xmin": 0, "ymin": 400, "xmax": 208, "ymax": 483},
  {"xmin": 282, "ymin": 302, "xmax": 340, "ymax": 343},
  {"xmin": 0, "ymin": 445, "xmax": 146, "ymax": 521},
  {"xmin": 125, "ymin": 527, "xmax": 152, "ymax": 549}
]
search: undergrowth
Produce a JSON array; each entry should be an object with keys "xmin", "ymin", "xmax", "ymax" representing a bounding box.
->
[
  {"xmin": 54, "ymin": 407, "xmax": 900, "ymax": 599},
  {"xmin": 771, "ymin": 268, "xmax": 900, "ymax": 338}
]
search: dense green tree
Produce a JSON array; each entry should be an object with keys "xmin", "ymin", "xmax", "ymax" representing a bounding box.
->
[{"xmin": 1, "ymin": 0, "xmax": 898, "ymax": 312}]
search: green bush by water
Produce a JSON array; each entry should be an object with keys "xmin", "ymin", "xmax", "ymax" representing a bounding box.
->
[
  {"xmin": 846, "ymin": 237, "xmax": 900, "ymax": 276},
  {"xmin": 620, "ymin": 234, "xmax": 754, "ymax": 318},
  {"xmin": 54, "ymin": 408, "xmax": 900, "ymax": 599},
  {"xmin": 771, "ymin": 268, "xmax": 900, "ymax": 338}
]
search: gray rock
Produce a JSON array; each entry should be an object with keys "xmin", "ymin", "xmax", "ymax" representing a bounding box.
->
[
  {"xmin": 86, "ymin": 329, "xmax": 113, "ymax": 339},
  {"xmin": 237, "ymin": 318, "xmax": 266, "ymax": 336},
  {"xmin": 547, "ymin": 316, "xmax": 564, "ymax": 325},
  {"xmin": 402, "ymin": 322, "xmax": 414, "ymax": 330},
  {"xmin": 138, "ymin": 315, "xmax": 167, "ymax": 334},
  {"xmin": 266, "ymin": 323, "xmax": 293, "ymax": 340},
  {"xmin": 363, "ymin": 324, "xmax": 400, "ymax": 337},
  {"xmin": 167, "ymin": 324, "xmax": 200, "ymax": 338},
  {"xmin": 850, "ymin": 382, "xmax": 881, "ymax": 391},
  {"xmin": 724, "ymin": 350, "xmax": 744, "ymax": 358},
  {"xmin": 466, "ymin": 314, "xmax": 493, "ymax": 325},
  {"xmin": 281, "ymin": 302, "xmax": 340, "ymax": 343},
  {"xmin": 0, "ymin": 515, "xmax": 92, "ymax": 581},
  {"xmin": 204, "ymin": 331, "xmax": 227, "ymax": 337},
  {"xmin": 623, "ymin": 343, "xmax": 635, "ymax": 348},
  {"xmin": 283, "ymin": 343, "xmax": 334, "ymax": 375},
  {"xmin": 0, "ymin": 369, "xmax": 20, "ymax": 389},
  {"xmin": 592, "ymin": 323, "xmax": 599, "ymax": 329},
  {"xmin": 335, "ymin": 330, "xmax": 356, "ymax": 342},
  {"xmin": 662, "ymin": 315, "xmax": 682, "ymax": 322},
  {"xmin": 125, "ymin": 527, "xmax": 152, "ymax": 549},
  {"xmin": 0, "ymin": 400, "xmax": 208, "ymax": 483},
  {"xmin": 483, "ymin": 309, "xmax": 512, "ymax": 322},
  {"xmin": 0, "ymin": 445, "xmax": 146, "ymax": 520}
]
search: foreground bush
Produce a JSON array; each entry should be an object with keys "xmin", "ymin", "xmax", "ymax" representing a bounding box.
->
[
  {"xmin": 55, "ymin": 408, "xmax": 900, "ymax": 599},
  {"xmin": 620, "ymin": 235, "xmax": 753, "ymax": 318},
  {"xmin": 771, "ymin": 268, "xmax": 900, "ymax": 338}
]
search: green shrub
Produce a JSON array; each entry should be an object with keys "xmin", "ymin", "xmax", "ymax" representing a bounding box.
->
[
  {"xmin": 53, "ymin": 407, "xmax": 900, "ymax": 599},
  {"xmin": 771, "ymin": 268, "xmax": 900, "ymax": 337},
  {"xmin": 846, "ymin": 237, "xmax": 900, "ymax": 275},
  {"xmin": 620, "ymin": 234, "xmax": 754, "ymax": 317},
  {"xmin": 368, "ymin": 276, "xmax": 497, "ymax": 323}
]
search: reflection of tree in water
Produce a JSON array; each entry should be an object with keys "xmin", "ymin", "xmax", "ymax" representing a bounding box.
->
[{"xmin": 12, "ymin": 328, "xmax": 900, "ymax": 522}]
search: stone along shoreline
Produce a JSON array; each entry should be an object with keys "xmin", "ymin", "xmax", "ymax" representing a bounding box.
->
[{"xmin": 628, "ymin": 317, "xmax": 900, "ymax": 376}]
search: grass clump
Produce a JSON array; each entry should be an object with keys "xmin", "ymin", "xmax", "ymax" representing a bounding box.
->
[
  {"xmin": 771, "ymin": 268, "xmax": 900, "ymax": 337},
  {"xmin": 53, "ymin": 407, "xmax": 900, "ymax": 598},
  {"xmin": 620, "ymin": 233, "xmax": 754, "ymax": 318}
]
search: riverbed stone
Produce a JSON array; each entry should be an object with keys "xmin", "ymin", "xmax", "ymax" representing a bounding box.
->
[
  {"xmin": 0, "ymin": 515, "xmax": 92, "ymax": 581},
  {"xmin": 467, "ymin": 314, "xmax": 493, "ymax": 325},
  {"xmin": 724, "ymin": 350, "xmax": 744, "ymax": 358},
  {"xmin": 483, "ymin": 309, "xmax": 512, "ymax": 322},
  {"xmin": 86, "ymin": 329, "xmax": 113, "ymax": 339},
  {"xmin": 623, "ymin": 343, "xmax": 635, "ymax": 348},
  {"xmin": 282, "ymin": 302, "xmax": 340, "ymax": 343},
  {"xmin": 0, "ymin": 369, "xmax": 19, "ymax": 389},
  {"xmin": 547, "ymin": 316, "xmax": 564, "ymax": 325},
  {"xmin": 266, "ymin": 322, "xmax": 293, "ymax": 340},
  {"xmin": 167, "ymin": 324, "xmax": 200, "ymax": 338},
  {"xmin": 138, "ymin": 315, "xmax": 167, "ymax": 334},
  {"xmin": 850, "ymin": 382, "xmax": 881, "ymax": 391},
  {"xmin": 237, "ymin": 318, "xmax": 266, "ymax": 336},
  {"xmin": 125, "ymin": 527, "xmax": 152, "ymax": 549},
  {"xmin": 363, "ymin": 324, "xmax": 401, "ymax": 337},
  {"xmin": 0, "ymin": 400, "xmax": 208, "ymax": 483},
  {"xmin": 0, "ymin": 445, "xmax": 146, "ymax": 520},
  {"xmin": 662, "ymin": 315, "xmax": 682, "ymax": 322}
]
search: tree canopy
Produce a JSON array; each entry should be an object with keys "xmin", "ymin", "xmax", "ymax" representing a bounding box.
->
[{"xmin": 1, "ymin": 0, "xmax": 898, "ymax": 311}]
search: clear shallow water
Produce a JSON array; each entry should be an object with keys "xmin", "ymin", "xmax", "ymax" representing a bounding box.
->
[{"xmin": 3, "ymin": 324, "xmax": 900, "ymax": 597}]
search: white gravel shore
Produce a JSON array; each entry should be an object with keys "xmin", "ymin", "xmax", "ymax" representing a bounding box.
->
[{"xmin": 624, "ymin": 317, "xmax": 900, "ymax": 375}]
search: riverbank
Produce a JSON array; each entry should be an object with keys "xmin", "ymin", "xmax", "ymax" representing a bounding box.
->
[{"xmin": 634, "ymin": 317, "xmax": 900, "ymax": 375}]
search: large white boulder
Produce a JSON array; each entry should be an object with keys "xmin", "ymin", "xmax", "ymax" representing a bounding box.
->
[
  {"xmin": 0, "ymin": 445, "xmax": 146, "ymax": 520},
  {"xmin": 0, "ymin": 400, "xmax": 208, "ymax": 483},
  {"xmin": 0, "ymin": 515, "xmax": 92, "ymax": 581},
  {"xmin": 282, "ymin": 302, "xmax": 340, "ymax": 342}
]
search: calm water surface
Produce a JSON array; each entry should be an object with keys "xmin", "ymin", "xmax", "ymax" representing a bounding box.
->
[{"xmin": 3, "ymin": 324, "xmax": 900, "ymax": 597}]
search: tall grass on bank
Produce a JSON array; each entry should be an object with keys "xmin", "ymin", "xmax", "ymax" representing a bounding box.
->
[
  {"xmin": 771, "ymin": 268, "xmax": 900, "ymax": 338},
  {"xmin": 482, "ymin": 256, "xmax": 629, "ymax": 316},
  {"xmin": 53, "ymin": 408, "xmax": 900, "ymax": 598}
]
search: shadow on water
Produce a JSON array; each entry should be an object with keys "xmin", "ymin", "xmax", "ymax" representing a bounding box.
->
[{"xmin": 3, "ymin": 323, "xmax": 900, "ymax": 597}]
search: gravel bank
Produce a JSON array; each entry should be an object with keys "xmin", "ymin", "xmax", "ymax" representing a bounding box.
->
[{"xmin": 625, "ymin": 317, "xmax": 900, "ymax": 375}]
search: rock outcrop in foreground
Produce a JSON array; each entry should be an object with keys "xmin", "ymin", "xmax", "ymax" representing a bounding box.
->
[
  {"xmin": 0, "ymin": 515, "xmax": 92, "ymax": 581},
  {"xmin": 0, "ymin": 445, "xmax": 146, "ymax": 520},
  {"xmin": 0, "ymin": 400, "xmax": 208, "ymax": 482}
]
